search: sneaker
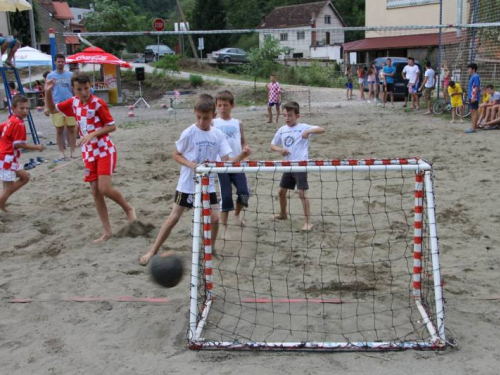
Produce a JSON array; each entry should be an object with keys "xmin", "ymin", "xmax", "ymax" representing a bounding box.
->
[{"xmin": 464, "ymin": 128, "xmax": 476, "ymax": 134}]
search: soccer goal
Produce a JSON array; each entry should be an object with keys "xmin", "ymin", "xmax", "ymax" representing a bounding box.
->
[
  {"xmin": 281, "ymin": 89, "xmax": 311, "ymax": 116},
  {"xmin": 188, "ymin": 158, "xmax": 445, "ymax": 351}
]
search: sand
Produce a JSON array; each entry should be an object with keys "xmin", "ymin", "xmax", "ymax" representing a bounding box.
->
[{"xmin": 1, "ymin": 85, "xmax": 500, "ymax": 375}]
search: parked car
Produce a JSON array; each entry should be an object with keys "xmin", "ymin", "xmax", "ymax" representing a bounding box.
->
[
  {"xmin": 363, "ymin": 57, "xmax": 423, "ymax": 99},
  {"xmin": 211, "ymin": 48, "xmax": 249, "ymax": 63},
  {"xmin": 144, "ymin": 44, "xmax": 175, "ymax": 62}
]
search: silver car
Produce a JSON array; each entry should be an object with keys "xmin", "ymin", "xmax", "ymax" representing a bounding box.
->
[{"xmin": 211, "ymin": 48, "xmax": 249, "ymax": 63}]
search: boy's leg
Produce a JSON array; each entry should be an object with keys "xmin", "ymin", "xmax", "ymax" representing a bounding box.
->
[
  {"xmin": 140, "ymin": 203, "xmax": 185, "ymax": 265},
  {"xmin": 97, "ymin": 175, "xmax": 136, "ymax": 222},
  {"xmin": 0, "ymin": 170, "xmax": 30, "ymax": 212},
  {"xmin": 450, "ymin": 105, "xmax": 456, "ymax": 123},
  {"xmin": 233, "ymin": 173, "xmax": 250, "ymax": 226},
  {"xmin": 56, "ymin": 125, "xmax": 67, "ymax": 159},
  {"xmin": 65, "ymin": 122, "xmax": 77, "ymax": 158},
  {"xmin": 210, "ymin": 203, "xmax": 220, "ymax": 256},
  {"xmin": 297, "ymin": 189, "xmax": 312, "ymax": 231},
  {"xmin": 90, "ymin": 180, "xmax": 113, "ymax": 243},
  {"xmin": 459, "ymin": 105, "xmax": 463, "ymax": 123},
  {"xmin": 6, "ymin": 40, "xmax": 20, "ymax": 64},
  {"xmin": 267, "ymin": 105, "xmax": 273, "ymax": 123},
  {"xmin": 383, "ymin": 88, "xmax": 387, "ymax": 107},
  {"xmin": 275, "ymin": 104, "xmax": 280, "ymax": 124},
  {"xmin": 218, "ymin": 173, "xmax": 234, "ymax": 229},
  {"xmin": 274, "ymin": 187, "xmax": 288, "ymax": 220}
]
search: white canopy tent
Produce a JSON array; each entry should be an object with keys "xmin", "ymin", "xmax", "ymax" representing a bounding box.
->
[{"xmin": 2, "ymin": 46, "xmax": 52, "ymax": 88}]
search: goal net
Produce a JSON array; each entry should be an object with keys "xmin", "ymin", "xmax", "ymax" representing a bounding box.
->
[
  {"xmin": 188, "ymin": 159, "xmax": 445, "ymax": 351},
  {"xmin": 281, "ymin": 89, "xmax": 311, "ymax": 117}
]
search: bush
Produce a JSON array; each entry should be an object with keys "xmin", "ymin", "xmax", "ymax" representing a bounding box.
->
[
  {"xmin": 153, "ymin": 55, "xmax": 180, "ymax": 75},
  {"xmin": 189, "ymin": 74, "xmax": 204, "ymax": 87}
]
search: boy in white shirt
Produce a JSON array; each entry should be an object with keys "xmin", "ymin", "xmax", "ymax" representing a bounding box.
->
[
  {"xmin": 213, "ymin": 90, "xmax": 250, "ymax": 231},
  {"xmin": 140, "ymin": 94, "xmax": 251, "ymax": 265},
  {"xmin": 418, "ymin": 61, "xmax": 435, "ymax": 114},
  {"xmin": 270, "ymin": 101, "xmax": 325, "ymax": 232},
  {"xmin": 402, "ymin": 57, "xmax": 421, "ymax": 110}
]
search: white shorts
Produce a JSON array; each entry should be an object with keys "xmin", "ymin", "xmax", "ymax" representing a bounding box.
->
[
  {"xmin": 0, "ymin": 169, "xmax": 17, "ymax": 182},
  {"xmin": 358, "ymin": 78, "xmax": 364, "ymax": 84}
]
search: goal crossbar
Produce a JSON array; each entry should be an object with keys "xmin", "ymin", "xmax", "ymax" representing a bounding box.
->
[{"xmin": 189, "ymin": 158, "xmax": 445, "ymax": 351}]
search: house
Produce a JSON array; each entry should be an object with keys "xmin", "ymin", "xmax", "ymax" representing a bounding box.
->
[
  {"xmin": 67, "ymin": 6, "xmax": 93, "ymax": 54},
  {"xmin": 343, "ymin": 0, "xmax": 470, "ymax": 65},
  {"xmin": 257, "ymin": 1, "xmax": 346, "ymax": 62},
  {"xmin": 37, "ymin": 0, "xmax": 75, "ymax": 55}
]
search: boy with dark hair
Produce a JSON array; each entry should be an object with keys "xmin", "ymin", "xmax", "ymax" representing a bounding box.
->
[
  {"xmin": 465, "ymin": 63, "xmax": 481, "ymax": 133},
  {"xmin": 213, "ymin": 90, "xmax": 251, "ymax": 232},
  {"xmin": 270, "ymin": 101, "xmax": 325, "ymax": 232},
  {"xmin": 402, "ymin": 57, "xmax": 420, "ymax": 110},
  {"xmin": 45, "ymin": 72, "xmax": 136, "ymax": 243},
  {"xmin": 419, "ymin": 61, "xmax": 435, "ymax": 115},
  {"xmin": 477, "ymin": 84, "xmax": 500, "ymax": 126},
  {"xmin": 139, "ymin": 94, "xmax": 251, "ymax": 265},
  {"xmin": 267, "ymin": 74, "xmax": 282, "ymax": 124},
  {"xmin": 0, "ymin": 96, "xmax": 45, "ymax": 216}
]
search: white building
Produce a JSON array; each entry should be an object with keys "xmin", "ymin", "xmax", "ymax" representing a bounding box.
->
[{"xmin": 257, "ymin": 0, "xmax": 345, "ymax": 62}]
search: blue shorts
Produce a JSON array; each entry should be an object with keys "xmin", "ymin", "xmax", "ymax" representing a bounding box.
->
[
  {"xmin": 218, "ymin": 173, "xmax": 250, "ymax": 212},
  {"xmin": 470, "ymin": 101, "xmax": 479, "ymax": 110},
  {"xmin": 0, "ymin": 36, "xmax": 17, "ymax": 49},
  {"xmin": 345, "ymin": 83, "xmax": 353, "ymax": 89},
  {"xmin": 268, "ymin": 101, "xmax": 281, "ymax": 107}
]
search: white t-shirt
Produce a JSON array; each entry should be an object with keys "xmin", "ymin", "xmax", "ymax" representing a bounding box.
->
[
  {"xmin": 490, "ymin": 91, "xmax": 500, "ymax": 103},
  {"xmin": 403, "ymin": 65, "xmax": 420, "ymax": 85},
  {"xmin": 271, "ymin": 123, "xmax": 318, "ymax": 161},
  {"xmin": 175, "ymin": 124, "xmax": 232, "ymax": 194},
  {"xmin": 424, "ymin": 68, "xmax": 435, "ymax": 88},
  {"xmin": 212, "ymin": 117, "xmax": 242, "ymax": 157}
]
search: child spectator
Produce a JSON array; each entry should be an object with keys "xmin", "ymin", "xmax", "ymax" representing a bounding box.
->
[
  {"xmin": 270, "ymin": 101, "xmax": 325, "ymax": 232},
  {"xmin": 213, "ymin": 90, "xmax": 251, "ymax": 234},
  {"xmin": 419, "ymin": 61, "xmax": 435, "ymax": 115},
  {"xmin": 0, "ymin": 96, "xmax": 45, "ymax": 214},
  {"xmin": 383, "ymin": 58, "xmax": 396, "ymax": 108},
  {"xmin": 465, "ymin": 63, "xmax": 481, "ymax": 133},
  {"xmin": 441, "ymin": 61, "xmax": 451, "ymax": 103},
  {"xmin": 402, "ymin": 57, "xmax": 420, "ymax": 110},
  {"xmin": 448, "ymin": 81, "xmax": 464, "ymax": 124},
  {"xmin": 139, "ymin": 94, "xmax": 251, "ymax": 265},
  {"xmin": 367, "ymin": 63, "xmax": 377, "ymax": 103},
  {"xmin": 356, "ymin": 65, "xmax": 366, "ymax": 101},
  {"xmin": 377, "ymin": 62, "xmax": 386, "ymax": 103},
  {"xmin": 2, "ymin": 82, "xmax": 18, "ymax": 109},
  {"xmin": 345, "ymin": 66, "xmax": 353, "ymax": 100},
  {"xmin": 45, "ymin": 72, "xmax": 136, "ymax": 243},
  {"xmin": 478, "ymin": 85, "xmax": 500, "ymax": 126},
  {"xmin": 267, "ymin": 74, "xmax": 282, "ymax": 124}
]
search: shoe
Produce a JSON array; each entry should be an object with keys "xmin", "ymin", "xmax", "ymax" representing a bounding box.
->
[
  {"xmin": 30, "ymin": 158, "xmax": 40, "ymax": 166},
  {"xmin": 4, "ymin": 61, "xmax": 15, "ymax": 68},
  {"xmin": 36, "ymin": 157, "xmax": 47, "ymax": 163},
  {"xmin": 464, "ymin": 128, "xmax": 476, "ymax": 134},
  {"xmin": 24, "ymin": 163, "xmax": 34, "ymax": 170},
  {"xmin": 483, "ymin": 125, "xmax": 499, "ymax": 130}
]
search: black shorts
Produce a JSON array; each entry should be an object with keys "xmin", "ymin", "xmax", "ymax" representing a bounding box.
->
[
  {"xmin": 280, "ymin": 172, "xmax": 308, "ymax": 190},
  {"xmin": 385, "ymin": 83, "xmax": 395, "ymax": 92},
  {"xmin": 174, "ymin": 191, "xmax": 218, "ymax": 208},
  {"xmin": 470, "ymin": 101, "xmax": 479, "ymax": 110}
]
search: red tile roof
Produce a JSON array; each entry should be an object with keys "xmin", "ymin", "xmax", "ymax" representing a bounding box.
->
[
  {"xmin": 52, "ymin": 1, "xmax": 74, "ymax": 20},
  {"xmin": 343, "ymin": 32, "xmax": 463, "ymax": 52},
  {"xmin": 65, "ymin": 36, "xmax": 80, "ymax": 44},
  {"xmin": 257, "ymin": 1, "xmax": 345, "ymax": 29}
]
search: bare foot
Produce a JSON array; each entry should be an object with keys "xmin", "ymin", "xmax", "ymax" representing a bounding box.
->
[
  {"xmin": 273, "ymin": 214, "xmax": 287, "ymax": 220},
  {"xmin": 450, "ymin": 120, "xmax": 456, "ymax": 124},
  {"xmin": 126, "ymin": 206, "xmax": 137, "ymax": 223},
  {"xmin": 93, "ymin": 233, "xmax": 112, "ymax": 243},
  {"xmin": 460, "ymin": 120, "xmax": 464, "ymax": 123},
  {"xmin": 235, "ymin": 215, "xmax": 246, "ymax": 227},
  {"xmin": 0, "ymin": 206, "xmax": 10, "ymax": 214},
  {"xmin": 139, "ymin": 251, "xmax": 154, "ymax": 266},
  {"xmin": 267, "ymin": 121, "xmax": 273, "ymax": 124},
  {"xmin": 301, "ymin": 223, "xmax": 313, "ymax": 232}
]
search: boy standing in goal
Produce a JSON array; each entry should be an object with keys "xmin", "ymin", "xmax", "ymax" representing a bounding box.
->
[
  {"xmin": 139, "ymin": 94, "xmax": 251, "ymax": 265},
  {"xmin": 45, "ymin": 73, "xmax": 136, "ymax": 243},
  {"xmin": 270, "ymin": 101, "xmax": 325, "ymax": 231},
  {"xmin": 213, "ymin": 90, "xmax": 250, "ymax": 231}
]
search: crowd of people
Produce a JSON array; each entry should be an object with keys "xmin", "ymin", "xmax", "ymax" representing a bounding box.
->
[{"xmin": 347, "ymin": 59, "xmax": 499, "ymax": 133}]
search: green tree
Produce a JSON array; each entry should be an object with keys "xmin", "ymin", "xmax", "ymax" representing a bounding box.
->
[
  {"xmin": 83, "ymin": 0, "xmax": 149, "ymax": 54},
  {"xmin": 191, "ymin": 0, "xmax": 229, "ymax": 53},
  {"xmin": 245, "ymin": 36, "xmax": 285, "ymax": 91},
  {"xmin": 8, "ymin": 5, "xmax": 42, "ymax": 47}
]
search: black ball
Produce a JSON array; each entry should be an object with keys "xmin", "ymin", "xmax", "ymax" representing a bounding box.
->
[{"xmin": 150, "ymin": 253, "xmax": 184, "ymax": 288}]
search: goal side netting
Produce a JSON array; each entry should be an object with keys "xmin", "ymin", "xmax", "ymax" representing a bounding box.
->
[{"xmin": 188, "ymin": 158, "xmax": 445, "ymax": 351}]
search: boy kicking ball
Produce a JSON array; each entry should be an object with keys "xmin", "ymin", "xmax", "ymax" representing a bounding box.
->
[
  {"xmin": 0, "ymin": 96, "xmax": 45, "ymax": 218},
  {"xmin": 270, "ymin": 101, "xmax": 325, "ymax": 232},
  {"xmin": 45, "ymin": 73, "xmax": 136, "ymax": 243},
  {"xmin": 139, "ymin": 94, "xmax": 251, "ymax": 266}
]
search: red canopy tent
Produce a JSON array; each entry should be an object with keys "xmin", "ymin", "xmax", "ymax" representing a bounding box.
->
[{"xmin": 66, "ymin": 47, "xmax": 131, "ymax": 68}]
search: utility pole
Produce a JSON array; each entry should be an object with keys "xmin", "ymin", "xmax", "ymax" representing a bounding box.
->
[{"xmin": 175, "ymin": 0, "xmax": 200, "ymax": 67}]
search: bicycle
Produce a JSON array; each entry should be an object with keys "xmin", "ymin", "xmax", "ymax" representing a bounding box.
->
[{"xmin": 433, "ymin": 92, "xmax": 471, "ymax": 117}]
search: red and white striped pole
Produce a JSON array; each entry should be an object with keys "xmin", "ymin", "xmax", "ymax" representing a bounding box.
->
[
  {"xmin": 413, "ymin": 172, "xmax": 424, "ymax": 299},
  {"xmin": 201, "ymin": 175, "xmax": 213, "ymax": 295}
]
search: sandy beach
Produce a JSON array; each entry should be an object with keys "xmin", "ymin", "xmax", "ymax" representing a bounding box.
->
[{"xmin": 1, "ymin": 84, "xmax": 500, "ymax": 374}]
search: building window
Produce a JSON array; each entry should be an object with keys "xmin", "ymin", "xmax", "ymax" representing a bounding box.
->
[
  {"xmin": 280, "ymin": 33, "xmax": 288, "ymax": 41},
  {"xmin": 297, "ymin": 31, "xmax": 305, "ymax": 40},
  {"xmin": 78, "ymin": 14, "xmax": 82, "ymax": 20},
  {"xmin": 73, "ymin": 29, "xmax": 81, "ymax": 33},
  {"xmin": 324, "ymin": 15, "xmax": 331, "ymax": 24},
  {"xmin": 387, "ymin": 0, "xmax": 439, "ymax": 9}
]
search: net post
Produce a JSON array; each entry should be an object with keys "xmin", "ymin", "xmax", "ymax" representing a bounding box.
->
[
  {"xmin": 413, "ymin": 171, "xmax": 424, "ymax": 300},
  {"xmin": 189, "ymin": 173, "xmax": 203, "ymax": 342},
  {"xmin": 201, "ymin": 174, "xmax": 213, "ymax": 298},
  {"xmin": 424, "ymin": 170, "xmax": 446, "ymax": 343}
]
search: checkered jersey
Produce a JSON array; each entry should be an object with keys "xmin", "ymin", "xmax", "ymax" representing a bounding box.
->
[
  {"xmin": 0, "ymin": 115, "xmax": 26, "ymax": 171},
  {"xmin": 268, "ymin": 82, "xmax": 281, "ymax": 102},
  {"xmin": 57, "ymin": 95, "xmax": 116, "ymax": 162}
]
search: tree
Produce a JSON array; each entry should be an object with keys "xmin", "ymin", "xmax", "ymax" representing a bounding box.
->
[
  {"xmin": 83, "ymin": 0, "xmax": 149, "ymax": 54},
  {"xmin": 245, "ymin": 36, "xmax": 285, "ymax": 91},
  {"xmin": 191, "ymin": 0, "xmax": 229, "ymax": 53},
  {"xmin": 8, "ymin": 6, "xmax": 42, "ymax": 47}
]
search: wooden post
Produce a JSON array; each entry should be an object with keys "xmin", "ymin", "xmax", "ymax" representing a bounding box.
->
[{"xmin": 175, "ymin": 0, "xmax": 200, "ymax": 67}]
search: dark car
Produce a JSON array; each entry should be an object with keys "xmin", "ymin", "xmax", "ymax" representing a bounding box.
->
[
  {"xmin": 211, "ymin": 48, "xmax": 249, "ymax": 63},
  {"xmin": 144, "ymin": 44, "xmax": 175, "ymax": 62},
  {"xmin": 369, "ymin": 57, "xmax": 423, "ymax": 99}
]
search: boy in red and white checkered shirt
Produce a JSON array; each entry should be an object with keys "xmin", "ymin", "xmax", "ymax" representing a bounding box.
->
[
  {"xmin": 267, "ymin": 74, "xmax": 282, "ymax": 124},
  {"xmin": 0, "ymin": 96, "xmax": 45, "ymax": 221},
  {"xmin": 45, "ymin": 73, "xmax": 136, "ymax": 243}
]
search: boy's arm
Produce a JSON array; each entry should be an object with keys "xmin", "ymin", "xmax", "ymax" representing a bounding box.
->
[
  {"xmin": 302, "ymin": 126, "xmax": 325, "ymax": 139},
  {"xmin": 239, "ymin": 121, "xmax": 248, "ymax": 149},
  {"xmin": 173, "ymin": 149, "xmax": 197, "ymax": 169},
  {"xmin": 44, "ymin": 79, "xmax": 58, "ymax": 114},
  {"xmin": 14, "ymin": 143, "xmax": 44, "ymax": 151},
  {"xmin": 270, "ymin": 144, "xmax": 290, "ymax": 157},
  {"xmin": 77, "ymin": 125, "xmax": 116, "ymax": 146},
  {"xmin": 221, "ymin": 146, "xmax": 251, "ymax": 163}
]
